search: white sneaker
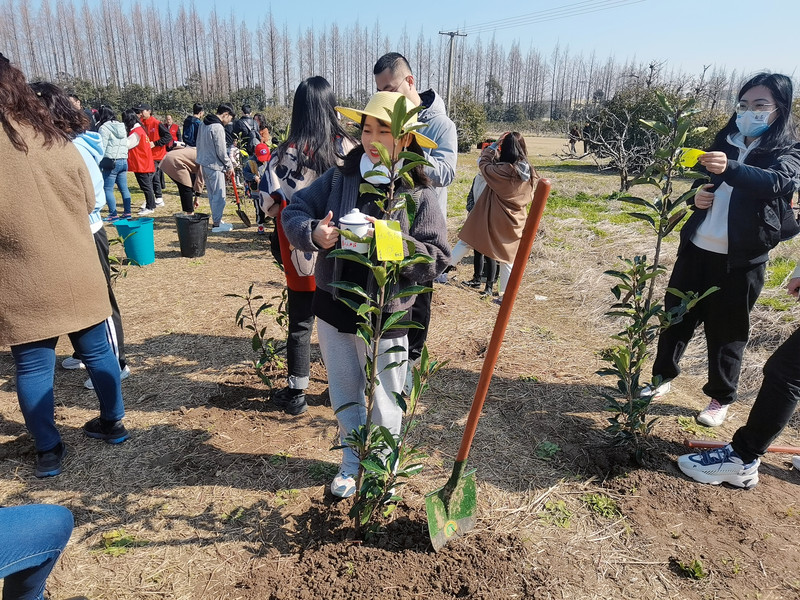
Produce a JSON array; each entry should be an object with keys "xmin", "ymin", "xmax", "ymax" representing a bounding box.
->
[
  {"xmin": 139, "ymin": 201, "xmax": 147, "ymax": 210},
  {"xmin": 677, "ymin": 444, "xmax": 759, "ymax": 488},
  {"xmin": 155, "ymin": 198, "xmax": 165, "ymax": 207},
  {"xmin": 62, "ymin": 356, "xmax": 85, "ymax": 370},
  {"xmin": 138, "ymin": 207, "xmax": 155, "ymax": 215},
  {"xmin": 792, "ymin": 456, "xmax": 800, "ymax": 470},
  {"xmin": 330, "ymin": 470, "xmax": 356, "ymax": 498},
  {"xmin": 85, "ymin": 365, "xmax": 131, "ymax": 390},
  {"xmin": 212, "ymin": 222, "xmax": 233, "ymax": 233},
  {"xmin": 638, "ymin": 380, "xmax": 671, "ymax": 399},
  {"xmin": 696, "ymin": 399, "xmax": 729, "ymax": 427}
]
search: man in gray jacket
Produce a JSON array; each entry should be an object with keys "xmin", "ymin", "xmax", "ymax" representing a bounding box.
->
[
  {"xmin": 374, "ymin": 52, "xmax": 458, "ymax": 363},
  {"xmin": 197, "ymin": 103, "xmax": 235, "ymax": 232}
]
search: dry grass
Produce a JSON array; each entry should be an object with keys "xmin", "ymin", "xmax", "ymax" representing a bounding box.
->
[{"xmin": 1, "ymin": 139, "xmax": 800, "ymax": 599}]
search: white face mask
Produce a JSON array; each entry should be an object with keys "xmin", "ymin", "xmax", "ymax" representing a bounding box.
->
[
  {"xmin": 736, "ymin": 110, "xmax": 774, "ymax": 138},
  {"xmin": 359, "ymin": 153, "xmax": 405, "ymax": 185}
]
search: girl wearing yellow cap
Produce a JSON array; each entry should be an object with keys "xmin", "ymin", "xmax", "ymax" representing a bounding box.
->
[{"xmin": 282, "ymin": 91, "xmax": 450, "ymax": 498}]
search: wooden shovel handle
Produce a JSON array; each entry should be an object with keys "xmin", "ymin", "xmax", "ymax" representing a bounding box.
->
[
  {"xmin": 455, "ymin": 179, "xmax": 551, "ymax": 463},
  {"xmin": 230, "ymin": 171, "xmax": 242, "ymax": 206},
  {"xmin": 685, "ymin": 439, "xmax": 800, "ymax": 455}
]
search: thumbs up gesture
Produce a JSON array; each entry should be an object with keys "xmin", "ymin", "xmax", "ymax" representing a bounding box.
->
[{"xmin": 312, "ymin": 211, "xmax": 338, "ymax": 249}]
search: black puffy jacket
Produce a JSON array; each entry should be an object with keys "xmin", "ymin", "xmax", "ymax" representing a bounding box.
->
[{"xmin": 680, "ymin": 139, "xmax": 800, "ymax": 269}]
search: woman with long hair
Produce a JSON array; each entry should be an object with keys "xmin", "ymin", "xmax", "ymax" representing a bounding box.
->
[
  {"xmin": 122, "ymin": 108, "xmax": 157, "ymax": 215},
  {"xmin": 0, "ymin": 55, "xmax": 129, "ymax": 480},
  {"xmin": 281, "ymin": 91, "xmax": 450, "ymax": 497},
  {"xmin": 644, "ymin": 72, "xmax": 800, "ymax": 428},
  {"xmin": 30, "ymin": 81, "xmax": 131, "ymax": 391},
  {"xmin": 259, "ymin": 76, "xmax": 356, "ymax": 416},
  {"xmin": 449, "ymin": 131, "xmax": 537, "ymax": 299},
  {"xmin": 96, "ymin": 105, "xmax": 132, "ymax": 219}
]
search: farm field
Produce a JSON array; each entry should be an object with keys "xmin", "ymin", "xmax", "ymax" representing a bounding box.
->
[{"xmin": 1, "ymin": 137, "xmax": 800, "ymax": 599}]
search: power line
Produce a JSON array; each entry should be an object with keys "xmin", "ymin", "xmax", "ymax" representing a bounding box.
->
[
  {"xmin": 455, "ymin": 0, "xmax": 647, "ymax": 35},
  {"xmin": 460, "ymin": 0, "xmax": 624, "ymax": 31}
]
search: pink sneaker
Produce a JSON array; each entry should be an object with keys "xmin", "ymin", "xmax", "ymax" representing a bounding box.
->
[{"xmin": 696, "ymin": 399, "xmax": 729, "ymax": 427}]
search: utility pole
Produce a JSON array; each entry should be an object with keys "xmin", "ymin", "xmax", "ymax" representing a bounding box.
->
[{"xmin": 438, "ymin": 30, "xmax": 467, "ymax": 115}]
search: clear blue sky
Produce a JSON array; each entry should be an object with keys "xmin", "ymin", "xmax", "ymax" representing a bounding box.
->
[{"xmin": 145, "ymin": 0, "xmax": 797, "ymax": 79}]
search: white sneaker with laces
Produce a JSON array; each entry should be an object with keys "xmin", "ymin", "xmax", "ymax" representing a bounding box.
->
[
  {"xmin": 696, "ymin": 399, "xmax": 729, "ymax": 427},
  {"xmin": 330, "ymin": 470, "xmax": 356, "ymax": 498},
  {"xmin": 138, "ymin": 207, "xmax": 155, "ymax": 216},
  {"xmin": 677, "ymin": 444, "xmax": 759, "ymax": 488},
  {"xmin": 638, "ymin": 380, "xmax": 671, "ymax": 399},
  {"xmin": 85, "ymin": 365, "xmax": 130, "ymax": 390},
  {"xmin": 139, "ymin": 201, "xmax": 147, "ymax": 210},
  {"xmin": 212, "ymin": 222, "xmax": 233, "ymax": 233},
  {"xmin": 62, "ymin": 356, "xmax": 85, "ymax": 370},
  {"xmin": 155, "ymin": 198, "xmax": 165, "ymax": 207}
]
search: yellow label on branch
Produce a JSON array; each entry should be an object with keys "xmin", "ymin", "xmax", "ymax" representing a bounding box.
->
[
  {"xmin": 679, "ymin": 148, "xmax": 705, "ymax": 168},
  {"xmin": 374, "ymin": 219, "xmax": 404, "ymax": 261}
]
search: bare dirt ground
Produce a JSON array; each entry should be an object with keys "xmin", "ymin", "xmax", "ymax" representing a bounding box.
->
[{"xmin": 2, "ymin": 138, "xmax": 800, "ymax": 599}]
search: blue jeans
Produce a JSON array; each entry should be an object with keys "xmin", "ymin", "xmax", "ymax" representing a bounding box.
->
[
  {"xmin": 0, "ymin": 504, "xmax": 73, "ymax": 600},
  {"xmin": 11, "ymin": 321, "xmax": 125, "ymax": 452},
  {"xmin": 102, "ymin": 158, "xmax": 132, "ymax": 216}
]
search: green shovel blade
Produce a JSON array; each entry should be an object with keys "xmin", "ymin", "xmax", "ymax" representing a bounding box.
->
[{"xmin": 425, "ymin": 467, "xmax": 477, "ymax": 552}]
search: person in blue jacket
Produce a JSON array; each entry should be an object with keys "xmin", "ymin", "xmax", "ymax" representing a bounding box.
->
[{"xmin": 643, "ymin": 73, "xmax": 800, "ymax": 427}]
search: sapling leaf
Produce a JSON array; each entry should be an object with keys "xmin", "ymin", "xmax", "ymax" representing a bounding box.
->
[
  {"xmin": 329, "ymin": 281, "xmax": 369, "ymax": 298},
  {"xmin": 359, "ymin": 182, "xmax": 383, "ymax": 196},
  {"xmin": 372, "ymin": 141, "xmax": 392, "ymax": 169},
  {"xmin": 329, "ymin": 249, "xmax": 373, "ymax": 267},
  {"xmin": 334, "ymin": 402, "xmax": 363, "ymax": 415},
  {"xmin": 336, "ymin": 297, "xmax": 362, "ymax": 313}
]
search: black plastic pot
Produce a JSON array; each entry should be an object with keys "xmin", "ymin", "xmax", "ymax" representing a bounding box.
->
[{"xmin": 175, "ymin": 212, "xmax": 209, "ymax": 258}]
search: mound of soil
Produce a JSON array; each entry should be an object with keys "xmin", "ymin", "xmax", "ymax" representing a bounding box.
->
[{"xmin": 238, "ymin": 499, "xmax": 531, "ymax": 600}]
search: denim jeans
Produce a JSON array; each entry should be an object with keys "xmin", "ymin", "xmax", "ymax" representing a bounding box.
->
[
  {"xmin": 0, "ymin": 504, "xmax": 73, "ymax": 600},
  {"xmin": 11, "ymin": 321, "xmax": 125, "ymax": 452},
  {"xmin": 101, "ymin": 158, "xmax": 132, "ymax": 216}
]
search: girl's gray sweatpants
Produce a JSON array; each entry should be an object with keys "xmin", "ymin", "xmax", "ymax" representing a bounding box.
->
[{"xmin": 317, "ymin": 318, "xmax": 407, "ymax": 475}]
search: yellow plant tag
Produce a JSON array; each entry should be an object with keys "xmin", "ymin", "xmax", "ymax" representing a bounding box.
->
[
  {"xmin": 374, "ymin": 220, "xmax": 404, "ymax": 261},
  {"xmin": 679, "ymin": 148, "xmax": 705, "ymax": 168}
]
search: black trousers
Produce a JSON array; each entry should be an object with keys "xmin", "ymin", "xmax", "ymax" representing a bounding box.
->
[
  {"xmin": 134, "ymin": 172, "xmax": 156, "ymax": 209},
  {"xmin": 286, "ymin": 289, "xmax": 315, "ymax": 389},
  {"xmin": 407, "ymin": 282, "xmax": 432, "ymax": 363},
  {"xmin": 152, "ymin": 160, "xmax": 164, "ymax": 197},
  {"xmin": 732, "ymin": 327, "xmax": 800, "ymax": 463},
  {"xmin": 652, "ymin": 243, "xmax": 765, "ymax": 404},
  {"xmin": 174, "ymin": 181, "xmax": 195, "ymax": 213},
  {"xmin": 72, "ymin": 227, "xmax": 126, "ymax": 369},
  {"xmin": 473, "ymin": 251, "xmax": 497, "ymax": 285}
]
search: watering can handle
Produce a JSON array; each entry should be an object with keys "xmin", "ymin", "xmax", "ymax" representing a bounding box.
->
[{"xmin": 454, "ymin": 178, "xmax": 551, "ymax": 464}]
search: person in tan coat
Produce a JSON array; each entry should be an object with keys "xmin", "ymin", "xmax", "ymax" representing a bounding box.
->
[
  {"xmin": 450, "ymin": 132, "xmax": 536, "ymax": 298},
  {"xmin": 160, "ymin": 146, "xmax": 205, "ymax": 214},
  {"xmin": 0, "ymin": 54, "xmax": 129, "ymax": 478}
]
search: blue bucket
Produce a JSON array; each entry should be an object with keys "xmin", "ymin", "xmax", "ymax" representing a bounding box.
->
[{"xmin": 113, "ymin": 218, "xmax": 155, "ymax": 266}]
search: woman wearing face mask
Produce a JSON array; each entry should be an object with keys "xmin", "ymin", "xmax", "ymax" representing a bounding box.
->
[
  {"xmin": 643, "ymin": 72, "xmax": 800, "ymax": 427},
  {"xmin": 281, "ymin": 92, "xmax": 450, "ymax": 498}
]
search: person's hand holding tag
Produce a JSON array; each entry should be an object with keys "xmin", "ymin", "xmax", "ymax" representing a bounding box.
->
[{"xmin": 679, "ymin": 148, "xmax": 705, "ymax": 168}]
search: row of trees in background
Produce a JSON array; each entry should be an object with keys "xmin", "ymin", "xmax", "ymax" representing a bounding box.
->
[
  {"xmin": 3, "ymin": 0, "xmax": 771, "ymax": 119},
  {"xmin": 4, "ymin": 0, "xmax": 797, "ymax": 186}
]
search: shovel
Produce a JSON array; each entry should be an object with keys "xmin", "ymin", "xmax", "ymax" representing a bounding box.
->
[
  {"xmin": 684, "ymin": 439, "xmax": 800, "ymax": 454},
  {"xmin": 426, "ymin": 178, "xmax": 551, "ymax": 552},
  {"xmin": 230, "ymin": 171, "xmax": 252, "ymax": 227}
]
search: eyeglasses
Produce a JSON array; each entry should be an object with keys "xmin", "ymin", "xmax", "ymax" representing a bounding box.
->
[{"xmin": 735, "ymin": 102, "xmax": 775, "ymax": 114}]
